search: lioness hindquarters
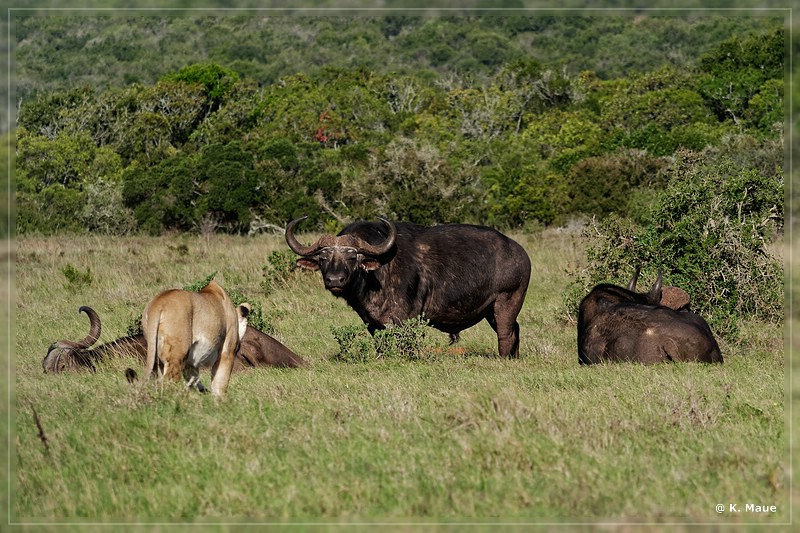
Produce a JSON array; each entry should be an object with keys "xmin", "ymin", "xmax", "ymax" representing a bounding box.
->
[{"xmin": 141, "ymin": 280, "xmax": 249, "ymax": 397}]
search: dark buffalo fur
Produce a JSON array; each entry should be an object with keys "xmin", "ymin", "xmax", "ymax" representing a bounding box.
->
[
  {"xmin": 288, "ymin": 219, "xmax": 531, "ymax": 357},
  {"xmin": 577, "ymin": 271, "xmax": 722, "ymax": 365},
  {"xmin": 42, "ymin": 308, "xmax": 307, "ymax": 373}
]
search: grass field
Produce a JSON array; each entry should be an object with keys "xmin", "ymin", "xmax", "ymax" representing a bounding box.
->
[{"xmin": 8, "ymin": 231, "xmax": 791, "ymax": 529}]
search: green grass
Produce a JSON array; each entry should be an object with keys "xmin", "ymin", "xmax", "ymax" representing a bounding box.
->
[{"xmin": 10, "ymin": 232, "xmax": 789, "ymax": 527}]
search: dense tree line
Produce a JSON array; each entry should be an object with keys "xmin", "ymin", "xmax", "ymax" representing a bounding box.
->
[
  {"xmin": 16, "ymin": 22, "xmax": 784, "ymax": 236},
  {"xmin": 14, "ymin": 14, "xmax": 781, "ymax": 104}
]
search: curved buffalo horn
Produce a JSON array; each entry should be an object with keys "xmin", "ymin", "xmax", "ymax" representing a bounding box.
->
[
  {"xmin": 647, "ymin": 269, "xmax": 663, "ymax": 304},
  {"xmin": 356, "ymin": 218, "xmax": 397, "ymax": 257},
  {"xmin": 627, "ymin": 266, "xmax": 642, "ymax": 292},
  {"xmin": 76, "ymin": 306, "xmax": 101, "ymax": 348},
  {"xmin": 284, "ymin": 216, "xmax": 322, "ymax": 256},
  {"xmin": 43, "ymin": 306, "xmax": 103, "ymax": 373},
  {"xmin": 51, "ymin": 306, "xmax": 102, "ymax": 350}
]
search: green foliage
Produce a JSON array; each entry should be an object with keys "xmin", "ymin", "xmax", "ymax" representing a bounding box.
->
[
  {"xmin": 696, "ymin": 28, "xmax": 785, "ymax": 133},
  {"xmin": 260, "ymin": 250, "xmax": 300, "ymax": 296},
  {"xmin": 332, "ymin": 316, "xmax": 436, "ymax": 363},
  {"xmin": 161, "ymin": 62, "xmax": 240, "ymax": 110},
  {"xmin": 121, "ymin": 154, "xmax": 198, "ymax": 235},
  {"xmin": 373, "ymin": 316, "xmax": 435, "ymax": 361},
  {"xmin": 358, "ymin": 137, "xmax": 481, "ymax": 225},
  {"xmin": 499, "ymin": 169, "xmax": 568, "ymax": 227},
  {"xmin": 568, "ymin": 149, "xmax": 670, "ymax": 220},
  {"xmin": 14, "ymin": 15, "xmax": 782, "ymax": 103},
  {"xmin": 16, "ymin": 130, "xmax": 96, "ymax": 191},
  {"xmin": 198, "ymin": 142, "xmax": 263, "ymax": 233},
  {"xmin": 13, "ymin": 18, "xmax": 785, "ymax": 235},
  {"xmin": 331, "ymin": 323, "xmax": 377, "ymax": 363},
  {"xmin": 61, "ymin": 263, "xmax": 92, "ymax": 290},
  {"xmin": 224, "ymin": 287, "xmax": 274, "ymax": 336},
  {"xmin": 182, "ymin": 271, "xmax": 218, "ymax": 293},
  {"xmin": 81, "ymin": 183, "xmax": 135, "ymax": 235},
  {"xmin": 0, "ymin": 133, "xmax": 9, "ymax": 237},
  {"xmin": 746, "ymin": 78, "xmax": 784, "ymax": 133},
  {"xmin": 597, "ymin": 67, "xmax": 726, "ymax": 156},
  {"xmin": 523, "ymin": 108, "xmax": 604, "ymax": 172},
  {"xmin": 16, "ymin": 185, "xmax": 86, "ymax": 235},
  {"xmin": 481, "ymin": 137, "xmax": 569, "ymax": 227}
]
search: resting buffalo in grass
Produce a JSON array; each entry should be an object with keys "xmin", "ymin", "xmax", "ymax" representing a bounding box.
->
[
  {"xmin": 285, "ymin": 217, "xmax": 531, "ymax": 357},
  {"xmin": 577, "ymin": 268, "xmax": 722, "ymax": 365},
  {"xmin": 42, "ymin": 306, "xmax": 307, "ymax": 373}
]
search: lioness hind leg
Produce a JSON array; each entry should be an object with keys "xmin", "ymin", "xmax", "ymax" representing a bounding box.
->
[
  {"xmin": 210, "ymin": 345, "xmax": 235, "ymax": 397},
  {"xmin": 159, "ymin": 336, "xmax": 187, "ymax": 382}
]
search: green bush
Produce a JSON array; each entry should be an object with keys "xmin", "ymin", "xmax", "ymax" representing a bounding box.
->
[
  {"xmin": 122, "ymin": 156, "xmax": 197, "ymax": 235},
  {"xmin": 14, "ymin": 23, "xmax": 784, "ymax": 236},
  {"xmin": 331, "ymin": 323, "xmax": 377, "ymax": 363},
  {"xmin": 261, "ymin": 250, "xmax": 300, "ymax": 296},
  {"xmin": 331, "ymin": 316, "xmax": 435, "ymax": 362},
  {"xmin": 224, "ymin": 287, "xmax": 275, "ymax": 336},
  {"xmin": 16, "ymin": 185, "xmax": 86, "ymax": 235},
  {"xmin": 568, "ymin": 148, "xmax": 670, "ymax": 219},
  {"xmin": 199, "ymin": 143, "xmax": 262, "ymax": 233},
  {"xmin": 373, "ymin": 316, "xmax": 434, "ymax": 361},
  {"xmin": 62, "ymin": 263, "xmax": 92, "ymax": 291},
  {"xmin": 81, "ymin": 178, "xmax": 136, "ymax": 235}
]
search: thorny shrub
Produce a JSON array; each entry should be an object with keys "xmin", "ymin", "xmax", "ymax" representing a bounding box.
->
[{"xmin": 331, "ymin": 316, "xmax": 435, "ymax": 362}]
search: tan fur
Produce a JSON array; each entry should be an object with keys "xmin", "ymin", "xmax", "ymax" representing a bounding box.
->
[{"xmin": 141, "ymin": 280, "xmax": 249, "ymax": 397}]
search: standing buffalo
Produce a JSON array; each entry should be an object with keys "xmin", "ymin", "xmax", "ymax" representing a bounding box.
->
[
  {"xmin": 577, "ymin": 268, "xmax": 722, "ymax": 364},
  {"xmin": 285, "ymin": 217, "xmax": 531, "ymax": 357},
  {"xmin": 43, "ymin": 306, "xmax": 307, "ymax": 374}
]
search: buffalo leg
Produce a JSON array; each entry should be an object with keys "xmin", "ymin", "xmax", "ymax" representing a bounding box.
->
[{"xmin": 487, "ymin": 291, "xmax": 525, "ymax": 358}]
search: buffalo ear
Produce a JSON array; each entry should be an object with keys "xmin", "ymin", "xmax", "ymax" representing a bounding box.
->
[
  {"xmin": 296, "ymin": 258, "xmax": 320, "ymax": 271},
  {"xmin": 359, "ymin": 255, "xmax": 381, "ymax": 271}
]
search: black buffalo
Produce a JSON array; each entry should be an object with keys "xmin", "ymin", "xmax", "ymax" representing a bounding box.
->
[
  {"xmin": 285, "ymin": 217, "xmax": 531, "ymax": 357},
  {"xmin": 577, "ymin": 268, "xmax": 722, "ymax": 364}
]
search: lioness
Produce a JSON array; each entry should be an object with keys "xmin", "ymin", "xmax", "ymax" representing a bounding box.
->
[{"xmin": 142, "ymin": 280, "xmax": 250, "ymax": 397}]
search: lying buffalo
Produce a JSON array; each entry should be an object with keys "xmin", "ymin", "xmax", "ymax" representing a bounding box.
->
[
  {"xmin": 42, "ymin": 306, "xmax": 307, "ymax": 373},
  {"xmin": 578, "ymin": 268, "xmax": 722, "ymax": 364},
  {"xmin": 285, "ymin": 217, "xmax": 531, "ymax": 357}
]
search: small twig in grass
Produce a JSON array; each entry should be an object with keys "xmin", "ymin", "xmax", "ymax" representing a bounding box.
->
[{"xmin": 30, "ymin": 402, "xmax": 50, "ymax": 456}]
